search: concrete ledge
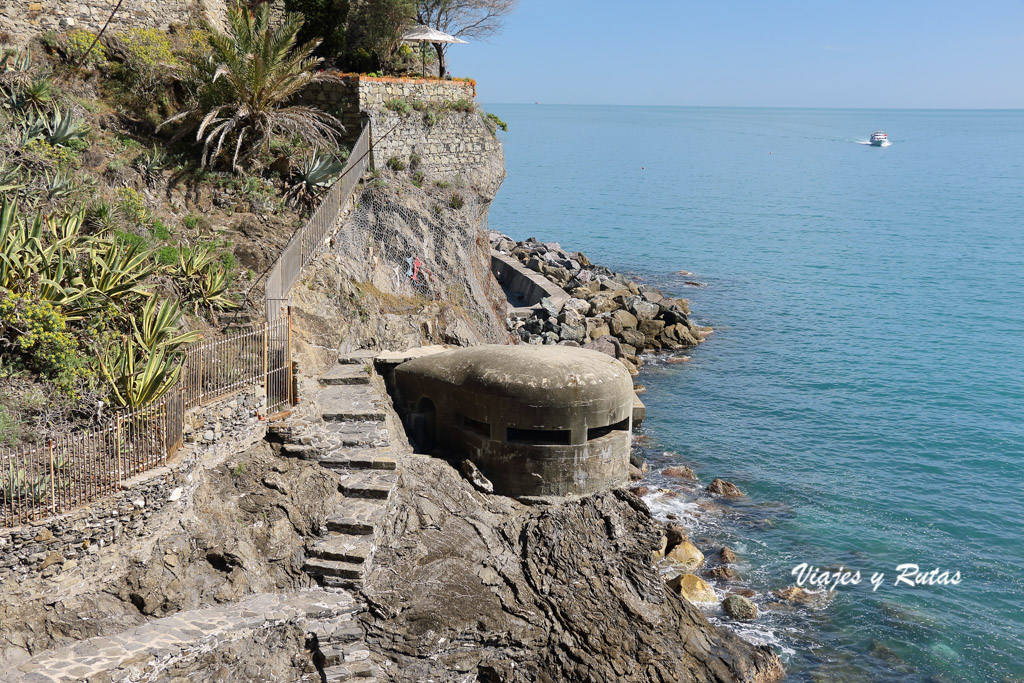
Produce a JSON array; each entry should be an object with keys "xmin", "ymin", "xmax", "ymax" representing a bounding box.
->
[{"xmin": 490, "ymin": 251, "xmax": 570, "ymax": 318}]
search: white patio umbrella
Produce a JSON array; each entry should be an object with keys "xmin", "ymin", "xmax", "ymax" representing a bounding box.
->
[{"xmin": 400, "ymin": 25, "xmax": 468, "ymax": 77}]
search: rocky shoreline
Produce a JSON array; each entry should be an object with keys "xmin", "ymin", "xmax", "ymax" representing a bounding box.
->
[
  {"xmin": 490, "ymin": 231, "xmax": 817, "ymax": 657},
  {"xmin": 490, "ymin": 233, "xmax": 712, "ymax": 377}
]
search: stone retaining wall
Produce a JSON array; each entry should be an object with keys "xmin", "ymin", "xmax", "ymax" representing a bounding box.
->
[
  {"xmin": 297, "ymin": 76, "xmax": 496, "ymax": 178},
  {"xmin": 0, "ymin": 388, "xmax": 266, "ymax": 582},
  {"xmin": 0, "ymin": 0, "xmax": 227, "ymax": 45}
]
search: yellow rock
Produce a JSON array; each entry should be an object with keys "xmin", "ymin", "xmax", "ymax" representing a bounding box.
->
[
  {"xmin": 668, "ymin": 573, "xmax": 718, "ymax": 604},
  {"xmin": 665, "ymin": 540, "xmax": 704, "ymax": 571},
  {"xmin": 651, "ymin": 535, "xmax": 668, "ymax": 562}
]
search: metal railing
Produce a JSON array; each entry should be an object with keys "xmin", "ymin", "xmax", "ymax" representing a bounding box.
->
[
  {"xmin": 1, "ymin": 318, "xmax": 291, "ymax": 528},
  {"xmin": 266, "ymin": 122, "xmax": 374, "ymax": 321}
]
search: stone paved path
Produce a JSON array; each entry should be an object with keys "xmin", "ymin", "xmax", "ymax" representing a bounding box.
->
[
  {"xmin": 7, "ymin": 591, "xmax": 358, "ymax": 683},
  {"xmin": 8, "ymin": 353, "xmax": 408, "ymax": 682}
]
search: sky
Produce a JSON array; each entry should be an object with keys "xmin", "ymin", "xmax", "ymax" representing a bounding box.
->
[{"xmin": 449, "ymin": 0, "xmax": 1024, "ymax": 108}]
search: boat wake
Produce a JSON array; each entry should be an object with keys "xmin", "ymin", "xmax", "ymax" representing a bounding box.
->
[{"xmin": 856, "ymin": 140, "xmax": 892, "ymax": 147}]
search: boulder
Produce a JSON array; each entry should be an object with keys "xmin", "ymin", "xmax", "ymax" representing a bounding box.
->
[
  {"xmin": 563, "ymin": 297, "xmax": 592, "ymax": 316},
  {"xmin": 619, "ymin": 358, "xmax": 639, "ymax": 377},
  {"xmin": 663, "ymin": 323, "xmax": 699, "ymax": 346},
  {"xmin": 667, "ymin": 573, "xmax": 718, "ymax": 604},
  {"xmin": 631, "ymin": 486, "xmax": 651, "ymax": 498},
  {"xmin": 558, "ymin": 307, "xmax": 586, "ymax": 327},
  {"xmin": 584, "ymin": 335, "xmax": 623, "ymax": 359},
  {"xmin": 589, "ymin": 296, "xmax": 619, "ymax": 315},
  {"xmin": 609, "ymin": 309, "xmax": 638, "ymax": 331},
  {"xmin": 720, "ymin": 546, "xmax": 738, "ymax": 564},
  {"xmin": 638, "ymin": 319, "xmax": 666, "ymax": 340},
  {"xmin": 461, "ymin": 460, "xmax": 494, "ymax": 494},
  {"xmin": 705, "ymin": 566, "xmax": 736, "ymax": 581},
  {"xmin": 666, "ymin": 540, "xmax": 704, "ymax": 571},
  {"xmin": 706, "ymin": 479, "xmax": 744, "ymax": 498},
  {"xmin": 586, "ymin": 320, "xmax": 611, "ymax": 340},
  {"xmin": 662, "ymin": 465, "xmax": 697, "ymax": 480},
  {"xmin": 619, "ymin": 328, "xmax": 646, "ymax": 349},
  {"xmin": 773, "ymin": 586, "xmax": 815, "ymax": 604},
  {"xmin": 650, "ymin": 534, "xmax": 667, "ymax": 561},
  {"xmin": 630, "ymin": 299, "xmax": 661, "ymax": 320},
  {"xmin": 559, "ymin": 323, "xmax": 586, "ymax": 343},
  {"xmin": 540, "ymin": 297, "xmax": 562, "ymax": 318},
  {"xmin": 722, "ymin": 595, "xmax": 757, "ymax": 621}
]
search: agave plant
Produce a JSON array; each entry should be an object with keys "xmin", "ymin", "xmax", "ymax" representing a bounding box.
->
[
  {"xmin": 0, "ymin": 161, "xmax": 22, "ymax": 192},
  {"xmin": 197, "ymin": 263, "xmax": 236, "ymax": 312},
  {"xmin": 81, "ymin": 238, "xmax": 156, "ymax": 307},
  {"xmin": 44, "ymin": 169, "xmax": 78, "ymax": 201},
  {"xmin": 18, "ymin": 78, "xmax": 53, "ymax": 115},
  {"xmin": 0, "ymin": 47, "xmax": 33, "ymax": 88},
  {"xmin": 285, "ymin": 150, "xmax": 344, "ymax": 207},
  {"xmin": 43, "ymin": 107, "xmax": 90, "ymax": 147},
  {"xmin": 161, "ymin": 3, "xmax": 343, "ymax": 171},
  {"xmin": 97, "ymin": 336, "xmax": 185, "ymax": 408},
  {"xmin": 131, "ymin": 297, "xmax": 200, "ymax": 352},
  {"xmin": 15, "ymin": 112, "xmax": 46, "ymax": 146},
  {"xmin": 134, "ymin": 147, "xmax": 168, "ymax": 184},
  {"xmin": 85, "ymin": 199, "xmax": 117, "ymax": 233}
]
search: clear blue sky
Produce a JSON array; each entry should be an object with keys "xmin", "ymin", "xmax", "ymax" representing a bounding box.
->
[{"xmin": 451, "ymin": 0, "xmax": 1024, "ymax": 108}]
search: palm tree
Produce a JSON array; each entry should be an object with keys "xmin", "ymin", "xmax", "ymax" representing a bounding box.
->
[{"xmin": 163, "ymin": 3, "xmax": 343, "ymax": 171}]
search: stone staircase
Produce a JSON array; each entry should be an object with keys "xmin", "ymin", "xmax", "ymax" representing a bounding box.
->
[{"xmin": 273, "ymin": 352, "xmax": 404, "ymax": 681}]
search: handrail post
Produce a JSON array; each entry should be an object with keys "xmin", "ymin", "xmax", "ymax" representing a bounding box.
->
[
  {"xmin": 263, "ymin": 321, "xmax": 269, "ymax": 409},
  {"xmin": 287, "ymin": 307, "xmax": 294, "ymax": 405},
  {"xmin": 115, "ymin": 415, "xmax": 123, "ymax": 486},
  {"xmin": 198, "ymin": 343, "xmax": 204, "ymax": 407},
  {"xmin": 48, "ymin": 439, "xmax": 55, "ymax": 514}
]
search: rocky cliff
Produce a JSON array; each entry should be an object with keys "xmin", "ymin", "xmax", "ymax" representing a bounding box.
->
[{"xmin": 361, "ymin": 455, "xmax": 783, "ymax": 682}]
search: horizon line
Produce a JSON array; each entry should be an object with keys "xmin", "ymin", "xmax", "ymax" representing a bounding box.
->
[{"xmin": 477, "ymin": 102, "xmax": 1024, "ymax": 112}]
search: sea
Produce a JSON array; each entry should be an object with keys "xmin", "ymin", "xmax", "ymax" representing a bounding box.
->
[{"xmin": 485, "ymin": 105, "xmax": 1024, "ymax": 682}]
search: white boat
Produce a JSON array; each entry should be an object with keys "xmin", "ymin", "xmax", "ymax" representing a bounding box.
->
[{"xmin": 869, "ymin": 131, "xmax": 888, "ymax": 146}]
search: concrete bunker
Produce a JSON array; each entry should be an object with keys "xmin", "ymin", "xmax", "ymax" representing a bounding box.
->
[{"xmin": 392, "ymin": 345, "xmax": 634, "ymax": 499}]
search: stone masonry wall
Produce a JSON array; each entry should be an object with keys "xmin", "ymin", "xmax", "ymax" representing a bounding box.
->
[
  {"xmin": 0, "ymin": 0, "xmax": 228, "ymax": 45},
  {"xmin": 298, "ymin": 76, "xmax": 497, "ymax": 178},
  {"xmin": 0, "ymin": 387, "xmax": 266, "ymax": 582}
]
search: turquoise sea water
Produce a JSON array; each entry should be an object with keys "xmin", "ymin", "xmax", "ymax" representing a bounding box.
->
[{"xmin": 486, "ymin": 105, "xmax": 1024, "ymax": 682}]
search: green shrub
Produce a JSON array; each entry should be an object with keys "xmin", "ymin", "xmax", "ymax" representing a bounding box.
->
[
  {"xmin": 182, "ymin": 213, "xmax": 200, "ymax": 230},
  {"xmin": 115, "ymin": 187, "xmax": 149, "ymax": 224},
  {"xmin": 448, "ymin": 98, "xmax": 475, "ymax": 113},
  {"xmin": 411, "ymin": 170, "xmax": 425, "ymax": 188},
  {"xmin": 448, "ymin": 192, "xmax": 465, "ymax": 210},
  {"xmin": 63, "ymin": 29, "xmax": 106, "ymax": 67},
  {"xmin": 423, "ymin": 110, "xmax": 437, "ymax": 127},
  {"xmin": 0, "ymin": 292, "xmax": 92, "ymax": 396},
  {"xmin": 484, "ymin": 111, "xmax": 508, "ymax": 134},
  {"xmin": 434, "ymin": 179, "xmax": 451, "ymax": 189},
  {"xmin": 156, "ymin": 245, "xmax": 178, "ymax": 265},
  {"xmin": 22, "ymin": 138, "xmax": 80, "ymax": 171},
  {"xmin": 386, "ymin": 155, "xmax": 406, "ymax": 171},
  {"xmin": 409, "ymin": 152, "xmax": 422, "ymax": 168},
  {"xmin": 151, "ymin": 219, "xmax": 171, "ymax": 240},
  {"xmin": 107, "ymin": 28, "xmax": 176, "ymax": 98},
  {"xmin": 385, "ymin": 98, "xmax": 411, "ymax": 115},
  {"xmin": 114, "ymin": 230, "xmax": 148, "ymax": 249}
]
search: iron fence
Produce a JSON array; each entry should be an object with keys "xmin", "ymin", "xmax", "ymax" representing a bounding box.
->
[
  {"xmin": 1, "ymin": 318, "xmax": 290, "ymax": 528},
  {"xmin": 266, "ymin": 123, "xmax": 373, "ymax": 321}
]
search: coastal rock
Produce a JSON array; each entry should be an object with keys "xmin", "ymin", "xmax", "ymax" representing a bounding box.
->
[
  {"xmin": 774, "ymin": 586, "xmax": 816, "ymax": 604},
  {"xmin": 651, "ymin": 534, "xmax": 667, "ymax": 561},
  {"xmin": 664, "ymin": 523, "xmax": 690, "ymax": 551},
  {"xmin": 618, "ymin": 328, "xmax": 646, "ymax": 349},
  {"xmin": 558, "ymin": 307, "xmax": 585, "ymax": 327},
  {"xmin": 588, "ymin": 296, "xmax": 618, "ymax": 315},
  {"xmin": 364, "ymin": 457, "xmax": 784, "ymax": 682},
  {"xmin": 559, "ymin": 323, "xmax": 586, "ymax": 343},
  {"xmin": 461, "ymin": 460, "xmax": 495, "ymax": 494},
  {"xmin": 705, "ymin": 566, "xmax": 736, "ymax": 581},
  {"xmin": 668, "ymin": 573, "xmax": 718, "ymax": 604},
  {"xmin": 584, "ymin": 335, "xmax": 623, "ymax": 359},
  {"xmin": 586, "ymin": 320, "xmax": 611, "ymax": 341},
  {"xmin": 630, "ymin": 486, "xmax": 650, "ymax": 498},
  {"xmin": 633, "ymin": 384, "xmax": 647, "ymax": 395},
  {"xmin": 663, "ymin": 465, "xmax": 697, "ymax": 480},
  {"xmin": 638, "ymin": 319, "xmax": 666, "ymax": 340},
  {"xmin": 707, "ymin": 479, "xmax": 744, "ymax": 498},
  {"xmin": 722, "ymin": 595, "xmax": 758, "ymax": 621},
  {"xmin": 720, "ymin": 546, "xmax": 738, "ymax": 563},
  {"xmin": 666, "ymin": 540, "xmax": 705, "ymax": 571},
  {"xmin": 630, "ymin": 299, "xmax": 661, "ymax": 320},
  {"xmin": 563, "ymin": 297, "xmax": 591, "ymax": 316},
  {"xmin": 609, "ymin": 309, "xmax": 638, "ymax": 332}
]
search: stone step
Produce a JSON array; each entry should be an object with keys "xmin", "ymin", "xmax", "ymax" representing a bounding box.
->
[
  {"xmin": 338, "ymin": 349, "xmax": 379, "ymax": 365},
  {"xmin": 324, "ymin": 662, "xmax": 376, "ymax": 681},
  {"xmin": 322, "ymin": 421, "xmax": 388, "ymax": 447},
  {"xmin": 322, "ymin": 642, "xmax": 373, "ymax": 668},
  {"xmin": 317, "ymin": 449, "xmax": 397, "ymax": 471},
  {"xmin": 325, "ymin": 499, "xmax": 388, "ymax": 535},
  {"xmin": 321, "ymin": 365, "xmax": 372, "ymax": 386},
  {"xmin": 304, "ymin": 616, "xmax": 364, "ymax": 647},
  {"xmin": 309, "ymin": 535, "xmax": 373, "ymax": 564},
  {"xmin": 339, "ymin": 470, "xmax": 398, "ymax": 500},
  {"xmin": 322, "ymin": 574, "xmax": 363, "ymax": 590},
  {"xmin": 281, "ymin": 443, "xmax": 317, "ymax": 459},
  {"xmin": 304, "ymin": 557, "xmax": 363, "ymax": 580}
]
